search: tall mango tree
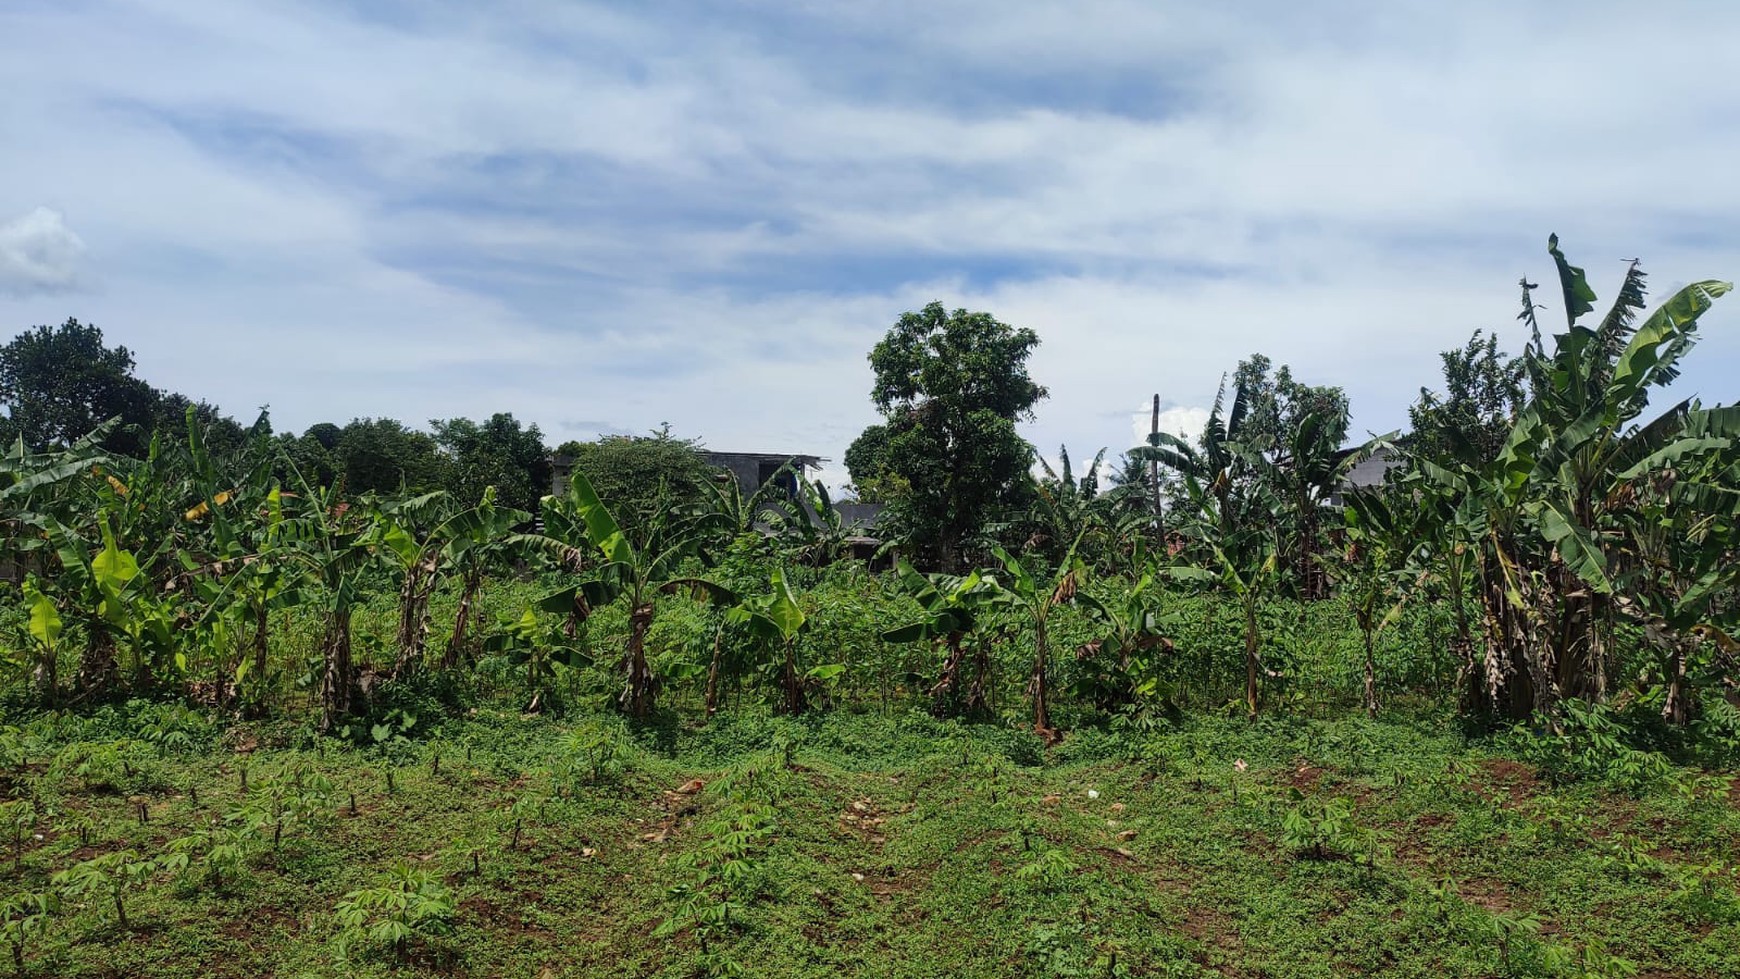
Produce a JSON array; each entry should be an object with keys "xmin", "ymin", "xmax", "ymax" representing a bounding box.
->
[
  {"xmin": 527, "ymin": 470, "xmax": 734, "ymax": 718},
  {"xmin": 1422, "ymin": 236, "xmax": 1733, "ymax": 722}
]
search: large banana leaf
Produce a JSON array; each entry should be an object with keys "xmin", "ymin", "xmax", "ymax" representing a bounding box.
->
[{"xmin": 565, "ymin": 471, "xmax": 636, "ymax": 566}]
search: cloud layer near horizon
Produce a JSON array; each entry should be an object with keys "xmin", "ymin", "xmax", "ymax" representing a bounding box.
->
[{"xmin": 4, "ymin": 1, "xmax": 1739, "ymax": 489}]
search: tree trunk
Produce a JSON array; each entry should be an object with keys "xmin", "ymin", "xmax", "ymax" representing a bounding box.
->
[
  {"xmin": 443, "ymin": 571, "xmax": 482, "ymax": 669},
  {"xmin": 1361, "ymin": 625, "xmax": 1378, "ymax": 718},
  {"xmin": 77, "ymin": 626, "xmax": 119, "ymax": 697},
  {"xmin": 619, "ymin": 602, "xmax": 656, "ymax": 719},
  {"xmin": 928, "ymin": 631, "xmax": 966, "ymax": 716},
  {"xmin": 1028, "ymin": 617, "xmax": 1054, "ymax": 740},
  {"xmin": 1662, "ymin": 638, "xmax": 1692, "ymax": 726},
  {"xmin": 782, "ymin": 638, "xmax": 807, "ymax": 715},
  {"xmin": 704, "ymin": 626, "xmax": 724, "ymax": 718},
  {"xmin": 319, "ymin": 609, "xmax": 354, "ymax": 732},
  {"xmin": 1243, "ymin": 594, "xmax": 1259, "ymax": 719}
]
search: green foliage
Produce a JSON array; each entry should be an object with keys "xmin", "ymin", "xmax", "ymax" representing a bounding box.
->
[
  {"xmin": 429, "ymin": 413, "xmax": 550, "ymax": 515},
  {"xmin": 553, "ymin": 427, "xmax": 717, "ymax": 543},
  {"xmin": 1279, "ymin": 789, "xmax": 1378, "ymax": 863},
  {"xmin": 0, "ymin": 890, "xmax": 57, "ymax": 975},
  {"xmin": 854, "ymin": 301, "xmax": 1046, "ymax": 569},
  {"xmin": 1408, "ymin": 329, "xmax": 1526, "ymax": 468},
  {"xmin": 333, "ymin": 860, "xmax": 456, "ymax": 961},
  {"xmin": 51, "ymin": 849, "xmax": 156, "ymax": 931}
]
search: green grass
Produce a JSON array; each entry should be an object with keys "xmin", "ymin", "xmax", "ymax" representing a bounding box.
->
[{"xmin": 3, "ymin": 706, "xmax": 1738, "ymax": 978}]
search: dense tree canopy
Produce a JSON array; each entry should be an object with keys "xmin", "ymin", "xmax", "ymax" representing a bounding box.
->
[
  {"xmin": 0, "ymin": 319, "xmax": 172, "ymax": 456},
  {"xmin": 1407, "ymin": 329, "xmax": 1526, "ymax": 468},
  {"xmin": 553, "ymin": 428, "xmax": 718, "ymax": 542},
  {"xmin": 332, "ymin": 418, "xmax": 448, "ymax": 497},
  {"xmin": 849, "ymin": 301, "xmax": 1046, "ymax": 570},
  {"xmin": 432, "ymin": 413, "xmax": 551, "ymax": 513}
]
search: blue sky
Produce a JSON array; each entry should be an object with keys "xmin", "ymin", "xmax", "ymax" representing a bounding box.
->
[{"xmin": 4, "ymin": 0, "xmax": 1740, "ymax": 489}]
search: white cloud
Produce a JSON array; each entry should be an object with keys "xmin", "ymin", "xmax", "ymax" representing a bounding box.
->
[
  {"xmin": 0, "ymin": 208, "xmax": 86, "ymax": 296},
  {"xmin": 1131, "ymin": 404, "xmax": 1211, "ymax": 451},
  {"xmin": 1, "ymin": 0, "xmax": 1738, "ymax": 468}
]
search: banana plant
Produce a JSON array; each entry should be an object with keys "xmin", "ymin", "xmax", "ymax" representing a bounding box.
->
[
  {"xmin": 438, "ymin": 488, "xmax": 531, "ymax": 667},
  {"xmin": 272, "ymin": 469, "xmax": 377, "ymax": 730},
  {"xmin": 35, "ymin": 512, "xmax": 172, "ymax": 694},
  {"xmin": 15, "ymin": 578, "xmax": 62, "ymax": 703},
  {"xmin": 1134, "ymin": 378, "xmax": 1282, "ymax": 717},
  {"xmin": 527, "ymin": 470, "xmax": 735, "ymax": 718},
  {"xmin": 1336, "ymin": 482, "xmax": 1432, "ymax": 717},
  {"xmin": 1610, "ymin": 414, "xmax": 1740, "ymax": 723},
  {"xmin": 727, "ymin": 566, "xmax": 830, "ymax": 714},
  {"xmin": 1071, "ymin": 561, "xmax": 1178, "ymax": 711},
  {"xmin": 881, "ymin": 560, "xmax": 1001, "ymax": 717},
  {"xmin": 1422, "ymin": 237, "xmax": 1734, "ymax": 721},
  {"xmin": 985, "ymin": 539, "xmax": 1087, "ymax": 741},
  {"xmin": 368, "ymin": 490, "xmax": 457, "ymax": 675},
  {"xmin": 763, "ymin": 472, "xmax": 854, "ymax": 567}
]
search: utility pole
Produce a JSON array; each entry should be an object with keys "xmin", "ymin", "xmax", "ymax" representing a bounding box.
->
[{"xmin": 1150, "ymin": 394, "xmax": 1163, "ymax": 543}]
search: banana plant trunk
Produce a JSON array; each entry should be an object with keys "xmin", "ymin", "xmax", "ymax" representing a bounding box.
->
[
  {"xmin": 77, "ymin": 626, "xmax": 119, "ymax": 697},
  {"xmin": 966, "ymin": 637, "xmax": 992, "ymax": 716},
  {"xmin": 1662, "ymin": 637, "xmax": 1693, "ymax": 725},
  {"xmin": 319, "ymin": 609, "xmax": 354, "ymax": 731},
  {"xmin": 1243, "ymin": 594, "xmax": 1259, "ymax": 719},
  {"xmin": 928, "ymin": 631, "xmax": 966, "ymax": 716},
  {"xmin": 34, "ymin": 649, "xmax": 57, "ymax": 706},
  {"xmin": 705, "ymin": 625, "xmax": 724, "ymax": 718},
  {"xmin": 444, "ymin": 569, "xmax": 483, "ymax": 670},
  {"xmin": 781, "ymin": 637, "xmax": 807, "ymax": 715},
  {"xmin": 620, "ymin": 601, "xmax": 656, "ymax": 719},
  {"xmin": 251, "ymin": 597, "xmax": 269, "ymax": 689},
  {"xmin": 1029, "ymin": 616, "xmax": 1054, "ymax": 739},
  {"xmin": 392, "ymin": 562, "xmax": 433, "ymax": 676},
  {"xmin": 1361, "ymin": 625, "xmax": 1378, "ymax": 718}
]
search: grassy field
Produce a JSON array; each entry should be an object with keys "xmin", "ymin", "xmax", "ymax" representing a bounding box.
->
[{"xmin": 3, "ymin": 703, "xmax": 1738, "ymax": 978}]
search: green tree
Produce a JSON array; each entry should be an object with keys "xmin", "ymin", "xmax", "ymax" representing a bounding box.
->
[
  {"xmin": 554, "ymin": 428, "xmax": 717, "ymax": 544},
  {"xmin": 0, "ymin": 319, "xmax": 159, "ymax": 456},
  {"xmin": 334, "ymin": 419, "xmax": 448, "ymax": 497},
  {"xmin": 431, "ymin": 412, "xmax": 550, "ymax": 515},
  {"xmin": 850, "ymin": 301, "xmax": 1046, "ymax": 570},
  {"xmin": 1408, "ymin": 330, "xmax": 1525, "ymax": 468}
]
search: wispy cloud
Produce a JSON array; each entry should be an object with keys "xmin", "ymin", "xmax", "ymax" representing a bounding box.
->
[{"xmin": 2, "ymin": 0, "xmax": 1737, "ymax": 466}]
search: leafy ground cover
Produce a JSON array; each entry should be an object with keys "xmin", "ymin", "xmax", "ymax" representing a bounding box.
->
[{"xmin": 3, "ymin": 704, "xmax": 1736, "ymax": 978}]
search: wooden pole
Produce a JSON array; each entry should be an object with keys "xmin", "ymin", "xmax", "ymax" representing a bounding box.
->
[{"xmin": 1150, "ymin": 394, "xmax": 1163, "ymax": 541}]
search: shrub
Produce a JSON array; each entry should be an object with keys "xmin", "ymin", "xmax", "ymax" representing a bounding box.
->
[{"xmin": 334, "ymin": 860, "xmax": 456, "ymax": 961}]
